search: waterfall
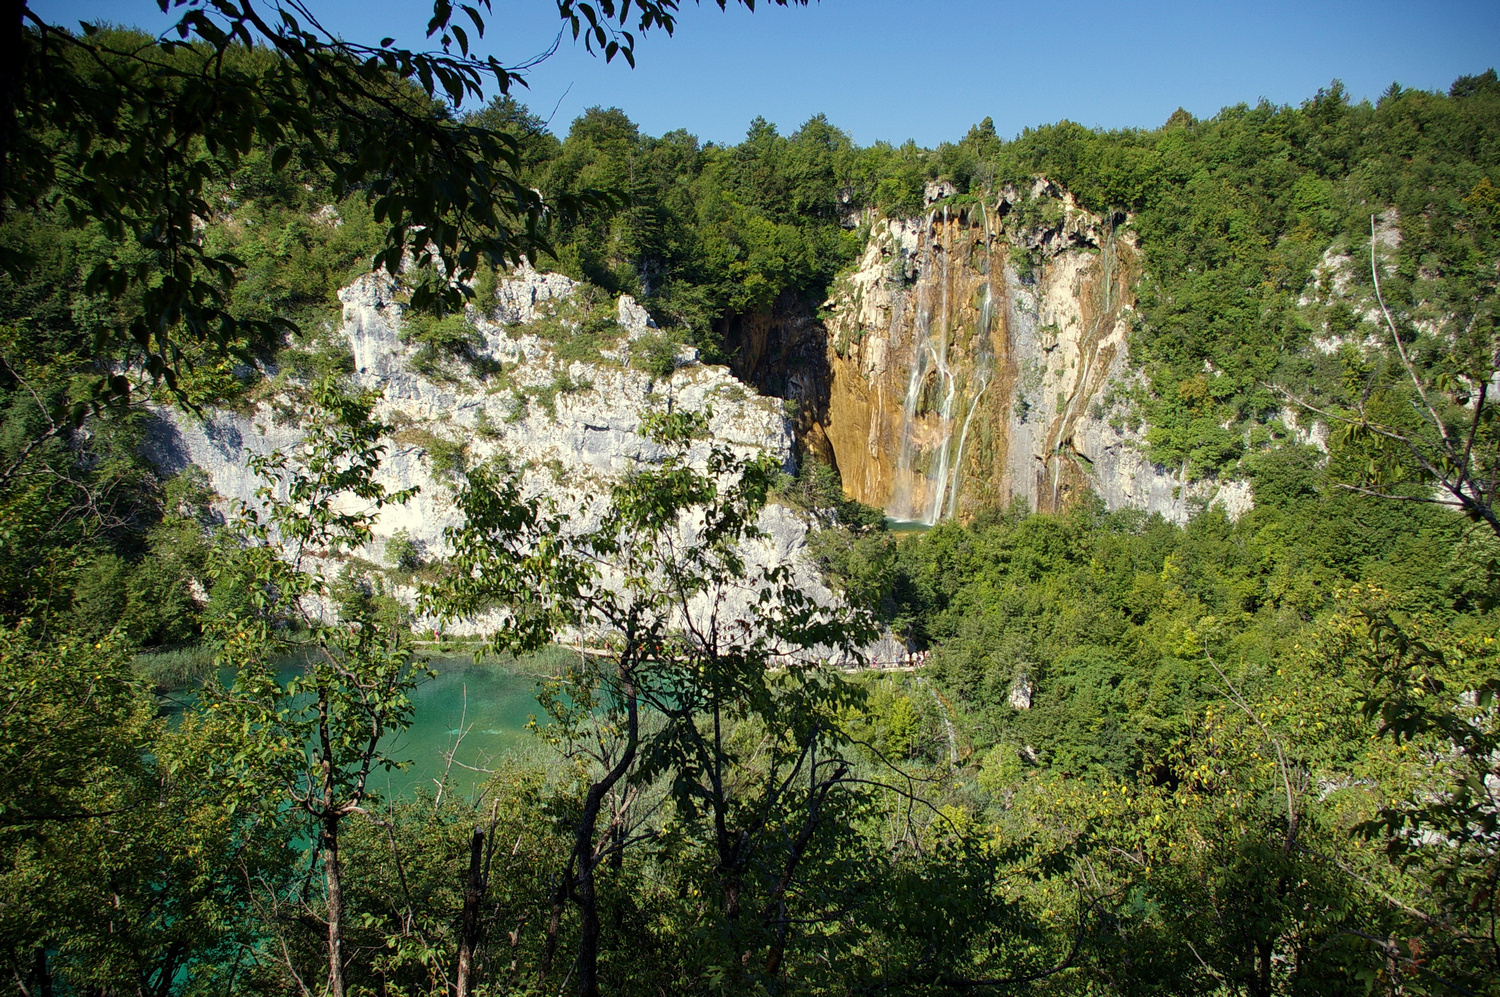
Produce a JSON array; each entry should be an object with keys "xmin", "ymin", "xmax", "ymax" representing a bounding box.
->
[
  {"xmin": 889, "ymin": 331, "xmax": 927, "ymax": 519},
  {"xmin": 886, "ymin": 213, "xmax": 936, "ymax": 522},
  {"xmin": 917, "ymin": 676, "xmax": 959, "ymax": 767},
  {"xmin": 886, "ymin": 204, "xmax": 994, "ymax": 526},
  {"xmin": 978, "ymin": 199, "xmax": 996, "ymax": 342},
  {"xmin": 947, "ymin": 374, "xmax": 989, "ymax": 520},
  {"xmin": 944, "ymin": 201, "xmax": 997, "ymax": 520},
  {"xmin": 936, "ymin": 201, "xmax": 1000, "ymax": 521},
  {"xmin": 924, "ymin": 206, "xmax": 959, "ymax": 525}
]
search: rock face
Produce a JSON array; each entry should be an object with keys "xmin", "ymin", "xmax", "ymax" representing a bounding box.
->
[
  {"xmin": 145, "ymin": 266, "xmax": 835, "ymax": 637},
  {"xmin": 147, "ymin": 180, "xmax": 1265, "ymax": 642},
  {"xmin": 338, "ymin": 267, "xmax": 791, "ymax": 491},
  {"xmin": 814, "ymin": 182, "xmax": 1249, "ymax": 524}
]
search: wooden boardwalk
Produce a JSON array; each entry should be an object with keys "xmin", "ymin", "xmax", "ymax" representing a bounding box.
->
[{"xmin": 410, "ymin": 639, "xmax": 930, "ymax": 673}]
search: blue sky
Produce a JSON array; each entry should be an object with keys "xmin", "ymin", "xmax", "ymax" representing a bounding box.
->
[{"xmin": 39, "ymin": 0, "xmax": 1500, "ymax": 146}]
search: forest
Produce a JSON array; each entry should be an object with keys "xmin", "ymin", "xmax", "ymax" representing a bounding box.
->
[{"xmin": 2, "ymin": 2, "xmax": 1500, "ymax": 995}]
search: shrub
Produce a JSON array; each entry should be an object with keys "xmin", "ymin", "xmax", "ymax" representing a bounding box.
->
[
  {"xmin": 781, "ymin": 457, "xmax": 886, "ymax": 530},
  {"xmin": 631, "ymin": 332, "xmax": 680, "ymax": 379},
  {"xmin": 404, "ymin": 312, "xmax": 482, "ymax": 380},
  {"xmin": 427, "ymin": 437, "xmax": 467, "ymax": 476},
  {"xmin": 519, "ymin": 285, "xmax": 622, "ymax": 365},
  {"xmin": 385, "ymin": 529, "xmax": 421, "ymax": 570}
]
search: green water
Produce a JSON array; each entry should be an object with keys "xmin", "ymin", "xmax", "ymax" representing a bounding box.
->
[
  {"xmin": 159, "ymin": 652, "xmax": 555, "ymax": 801},
  {"xmin": 885, "ymin": 517, "xmax": 933, "ymax": 536},
  {"xmin": 376, "ymin": 657, "xmax": 547, "ymax": 800}
]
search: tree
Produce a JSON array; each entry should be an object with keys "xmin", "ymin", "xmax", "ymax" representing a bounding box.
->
[
  {"xmin": 201, "ymin": 376, "xmax": 424, "ymax": 997},
  {"xmin": 385, "ymin": 527, "xmax": 422, "ymax": 570},
  {"xmin": 1319, "ymin": 591, "xmax": 1500, "ymax": 995},
  {"xmin": 3, "ymin": 0, "xmax": 807, "ymax": 408},
  {"xmin": 426, "ymin": 408, "xmax": 878, "ymax": 995},
  {"xmin": 0, "ymin": 627, "xmax": 293, "ymax": 995}
]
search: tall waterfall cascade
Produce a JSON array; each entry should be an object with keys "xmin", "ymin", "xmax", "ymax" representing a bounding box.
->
[
  {"xmin": 816, "ymin": 182, "xmax": 1239, "ymax": 526},
  {"xmin": 886, "ymin": 206, "xmax": 997, "ymax": 525}
]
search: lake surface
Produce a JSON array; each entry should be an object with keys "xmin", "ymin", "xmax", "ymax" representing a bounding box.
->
[
  {"xmin": 160, "ymin": 652, "xmax": 554, "ymax": 801},
  {"xmin": 376, "ymin": 657, "xmax": 548, "ymax": 799},
  {"xmin": 885, "ymin": 517, "xmax": 933, "ymax": 536}
]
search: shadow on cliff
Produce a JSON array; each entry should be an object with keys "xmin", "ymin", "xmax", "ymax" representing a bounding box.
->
[{"xmin": 716, "ymin": 289, "xmax": 839, "ymax": 470}]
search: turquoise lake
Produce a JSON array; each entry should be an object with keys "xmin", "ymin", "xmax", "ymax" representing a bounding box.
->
[
  {"xmin": 374, "ymin": 657, "xmax": 549, "ymax": 799},
  {"xmin": 161, "ymin": 653, "xmax": 555, "ymax": 801}
]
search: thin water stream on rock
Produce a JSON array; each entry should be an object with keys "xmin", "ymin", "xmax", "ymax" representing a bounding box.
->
[{"xmin": 886, "ymin": 203, "xmax": 997, "ymax": 526}]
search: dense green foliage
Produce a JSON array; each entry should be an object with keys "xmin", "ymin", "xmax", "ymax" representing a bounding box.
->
[
  {"xmin": 11, "ymin": 441, "xmax": 1500, "ymax": 995},
  {"xmin": 487, "ymin": 103, "xmax": 890, "ymax": 360},
  {"xmin": 988, "ymin": 76, "xmax": 1500, "ymax": 479},
  {"xmin": 3, "ymin": 4, "xmax": 1499, "ymax": 991},
  {"xmin": 800, "ymin": 445, "xmax": 1500, "ymax": 995}
]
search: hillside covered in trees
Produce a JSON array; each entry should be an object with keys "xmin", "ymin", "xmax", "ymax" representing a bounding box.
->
[{"xmin": 3, "ymin": 7, "xmax": 1500, "ymax": 997}]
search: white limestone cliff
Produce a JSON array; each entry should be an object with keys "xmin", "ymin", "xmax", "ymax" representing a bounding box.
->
[{"xmin": 144, "ymin": 266, "xmax": 841, "ymax": 643}]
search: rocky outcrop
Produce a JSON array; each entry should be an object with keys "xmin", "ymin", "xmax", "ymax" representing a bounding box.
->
[
  {"xmin": 717, "ymin": 291, "xmax": 837, "ymax": 467},
  {"xmin": 815, "ymin": 182, "xmax": 1250, "ymax": 524},
  {"xmin": 145, "ymin": 266, "xmax": 842, "ymax": 639},
  {"xmin": 337, "ymin": 268, "xmax": 791, "ymax": 490}
]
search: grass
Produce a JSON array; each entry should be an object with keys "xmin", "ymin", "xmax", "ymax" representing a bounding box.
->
[
  {"xmin": 418, "ymin": 642, "xmax": 595, "ymax": 677},
  {"xmin": 133, "ymin": 644, "xmax": 218, "ymax": 692}
]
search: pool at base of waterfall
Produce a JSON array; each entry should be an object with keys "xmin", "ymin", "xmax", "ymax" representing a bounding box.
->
[{"xmin": 885, "ymin": 517, "xmax": 933, "ymax": 536}]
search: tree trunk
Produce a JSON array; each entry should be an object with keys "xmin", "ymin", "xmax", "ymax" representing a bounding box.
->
[
  {"xmin": 33, "ymin": 947, "xmax": 52, "ymax": 997},
  {"xmin": 724, "ymin": 878, "xmax": 741, "ymax": 922},
  {"xmin": 576, "ymin": 851, "xmax": 603, "ymax": 997},
  {"xmin": 455, "ymin": 825, "xmax": 486, "ymax": 997},
  {"xmin": 539, "ymin": 885, "xmax": 565, "ymax": 978},
  {"xmin": 572, "ymin": 775, "xmax": 624, "ymax": 997},
  {"xmin": 1254, "ymin": 938, "xmax": 1272, "ymax": 997},
  {"xmin": 324, "ymin": 819, "xmax": 346, "ymax": 997},
  {"xmin": 537, "ymin": 659, "xmax": 640, "ymax": 997},
  {"xmin": 569, "ymin": 673, "xmax": 640, "ymax": 997},
  {"xmin": 761, "ymin": 765, "xmax": 845, "ymax": 980}
]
